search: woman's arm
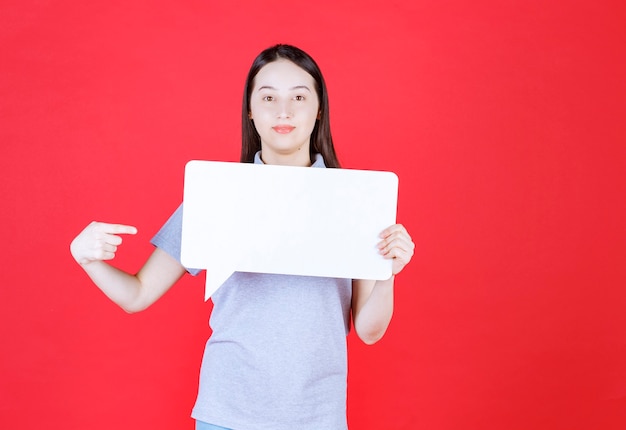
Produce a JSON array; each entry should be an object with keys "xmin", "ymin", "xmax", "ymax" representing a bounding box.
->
[
  {"xmin": 70, "ymin": 222, "xmax": 187, "ymax": 313},
  {"xmin": 352, "ymin": 224, "xmax": 414, "ymax": 344}
]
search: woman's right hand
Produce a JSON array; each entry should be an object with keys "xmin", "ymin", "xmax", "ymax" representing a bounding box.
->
[{"xmin": 70, "ymin": 222, "xmax": 137, "ymax": 266}]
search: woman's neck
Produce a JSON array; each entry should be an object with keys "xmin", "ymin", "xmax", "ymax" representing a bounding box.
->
[{"xmin": 259, "ymin": 149, "xmax": 311, "ymax": 167}]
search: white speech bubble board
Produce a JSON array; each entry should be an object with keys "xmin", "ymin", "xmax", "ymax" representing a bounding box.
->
[{"xmin": 180, "ymin": 160, "xmax": 398, "ymax": 300}]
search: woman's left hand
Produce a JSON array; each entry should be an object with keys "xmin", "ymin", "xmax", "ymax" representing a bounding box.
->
[{"xmin": 378, "ymin": 224, "xmax": 415, "ymax": 276}]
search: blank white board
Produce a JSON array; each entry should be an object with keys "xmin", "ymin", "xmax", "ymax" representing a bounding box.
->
[{"xmin": 180, "ymin": 160, "xmax": 398, "ymax": 300}]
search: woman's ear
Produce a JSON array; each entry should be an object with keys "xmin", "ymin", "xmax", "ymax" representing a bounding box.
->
[
  {"xmin": 248, "ymin": 112, "xmax": 253, "ymax": 119},
  {"xmin": 317, "ymin": 111, "xmax": 321, "ymax": 120}
]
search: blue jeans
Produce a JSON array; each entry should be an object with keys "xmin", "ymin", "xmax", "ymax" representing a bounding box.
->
[{"xmin": 196, "ymin": 420, "xmax": 232, "ymax": 430}]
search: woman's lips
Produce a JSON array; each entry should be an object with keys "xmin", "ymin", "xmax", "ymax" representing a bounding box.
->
[{"xmin": 272, "ymin": 125, "xmax": 295, "ymax": 134}]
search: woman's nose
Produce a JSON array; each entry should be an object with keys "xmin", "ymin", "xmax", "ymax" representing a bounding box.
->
[{"xmin": 277, "ymin": 100, "xmax": 293, "ymax": 118}]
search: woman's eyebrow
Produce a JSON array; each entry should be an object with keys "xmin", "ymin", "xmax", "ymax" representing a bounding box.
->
[
  {"xmin": 257, "ymin": 85, "xmax": 312, "ymax": 92},
  {"xmin": 291, "ymin": 85, "xmax": 312, "ymax": 92}
]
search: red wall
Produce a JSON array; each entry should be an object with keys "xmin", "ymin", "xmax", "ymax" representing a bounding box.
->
[{"xmin": 1, "ymin": 1, "xmax": 625, "ymax": 429}]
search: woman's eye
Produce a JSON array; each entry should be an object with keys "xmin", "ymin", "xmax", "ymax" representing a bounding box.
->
[
  {"xmin": 263, "ymin": 96, "xmax": 274, "ymax": 102},
  {"xmin": 294, "ymin": 95, "xmax": 305, "ymax": 101}
]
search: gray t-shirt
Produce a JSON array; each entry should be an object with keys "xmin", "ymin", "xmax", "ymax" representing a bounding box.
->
[{"xmin": 151, "ymin": 153, "xmax": 352, "ymax": 430}]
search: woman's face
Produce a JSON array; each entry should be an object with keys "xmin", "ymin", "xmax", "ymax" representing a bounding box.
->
[{"xmin": 249, "ymin": 59, "xmax": 319, "ymax": 166}]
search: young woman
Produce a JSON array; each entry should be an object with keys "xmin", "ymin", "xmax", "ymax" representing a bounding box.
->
[{"xmin": 70, "ymin": 44, "xmax": 414, "ymax": 430}]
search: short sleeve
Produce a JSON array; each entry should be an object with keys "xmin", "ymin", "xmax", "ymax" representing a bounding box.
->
[{"xmin": 150, "ymin": 204, "xmax": 203, "ymax": 276}]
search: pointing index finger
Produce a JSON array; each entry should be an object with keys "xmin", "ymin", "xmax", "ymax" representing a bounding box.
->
[{"xmin": 103, "ymin": 223, "xmax": 138, "ymax": 235}]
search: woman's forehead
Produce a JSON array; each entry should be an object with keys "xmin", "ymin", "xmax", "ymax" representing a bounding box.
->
[{"xmin": 253, "ymin": 59, "xmax": 315, "ymax": 90}]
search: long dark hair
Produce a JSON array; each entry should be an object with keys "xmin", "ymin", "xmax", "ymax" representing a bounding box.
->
[{"xmin": 241, "ymin": 44, "xmax": 340, "ymax": 168}]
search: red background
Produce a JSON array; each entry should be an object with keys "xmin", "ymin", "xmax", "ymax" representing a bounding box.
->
[{"xmin": 1, "ymin": 1, "xmax": 625, "ymax": 429}]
